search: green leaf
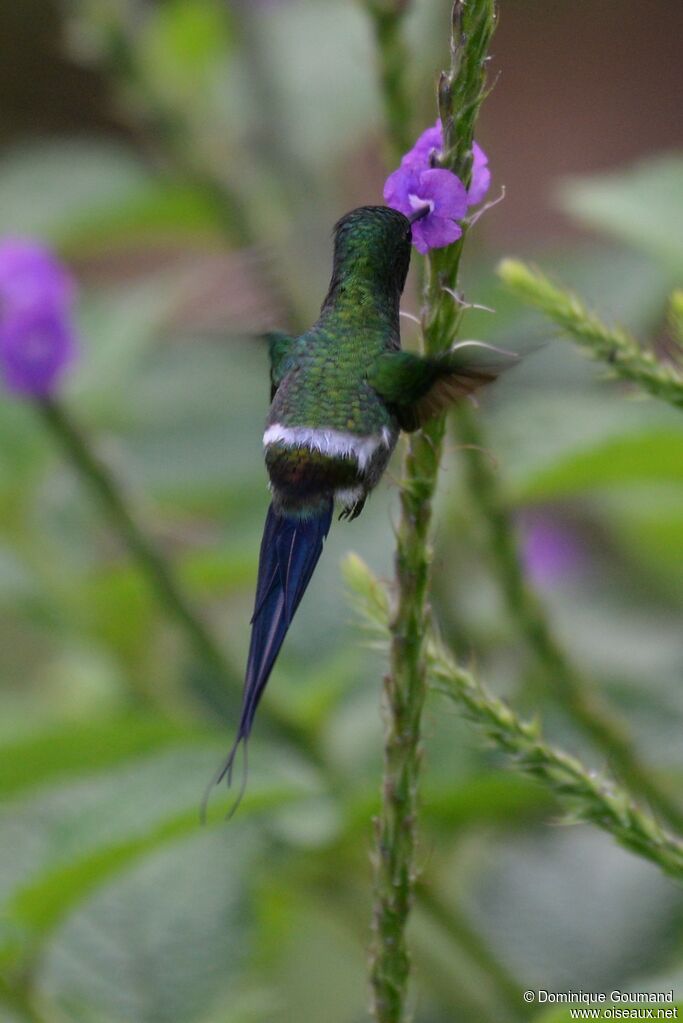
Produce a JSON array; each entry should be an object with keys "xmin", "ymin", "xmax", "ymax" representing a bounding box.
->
[
  {"xmin": 426, "ymin": 773, "xmax": 552, "ymax": 831},
  {"xmin": 486, "ymin": 383, "xmax": 679, "ymax": 505},
  {"xmin": 141, "ymin": 0, "xmax": 234, "ymax": 99},
  {"xmin": 0, "ymin": 742, "xmax": 327, "ymax": 960},
  {"xmin": 0, "ymin": 141, "xmax": 148, "ymax": 241},
  {"xmin": 62, "ymin": 183, "xmax": 222, "ymax": 252},
  {"xmin": 7, "ymin": 811, "xmax": 200, "ymax": 949},
  {"xmin": 598, "ymin": 486, "xmax": 683, "ymax": 596},
  {"xmin": 0, "ymin": 714, "xmax": 203, "ymax": 799},
  {"xmin": 256, "ymin": 886, "xmax": 367, "ymax": 1023},
  {"xmin": 35, "ymin": 829, "xmax": 254, "ymax": 1023},
  {"xmin": 513, "ymin": 428, "xmax": 683, "ymax": 502},
  {"xmin": 558, "ymin": 155, "xmax": 683, "ymax": 272}
]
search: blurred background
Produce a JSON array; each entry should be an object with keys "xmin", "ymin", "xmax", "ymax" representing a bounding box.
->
[{"xmin": 0, "ymin": 1, "xmax": 682, "ymax": 1021}]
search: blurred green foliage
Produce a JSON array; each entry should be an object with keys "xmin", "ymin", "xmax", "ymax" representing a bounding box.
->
[{"xmin": 0, "ymin": 1, "xmax": 682, "ymax": 1022}]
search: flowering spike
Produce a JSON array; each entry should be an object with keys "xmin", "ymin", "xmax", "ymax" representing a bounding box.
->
[
  {"xmin": 0, "ymin": 308, "xmax": 77, "ymax": 398},
  {"xmin": 0, "ymin": 237, "xmax": 78, "ymax": 398},
  {"xmin": 383, "ymin": 119, "xmax": 491, "ymax": 253},
  {"xmin": 384, "ymin": 164, "xmax": 467, "ymax": 254}
]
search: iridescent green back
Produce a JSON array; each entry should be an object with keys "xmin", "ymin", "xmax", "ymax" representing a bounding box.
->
[{"xmin": 268, "ymin": 206, "xmax": 412, "ymax": 436}]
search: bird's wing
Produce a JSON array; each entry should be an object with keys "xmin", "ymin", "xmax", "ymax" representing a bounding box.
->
[
  {"xmin": 265, "ymin": 331, "xmax": 297, "ymax": 400},
  {"xmin": 368, "ymin": 343, "xmax": 518, "ymax": 431}
]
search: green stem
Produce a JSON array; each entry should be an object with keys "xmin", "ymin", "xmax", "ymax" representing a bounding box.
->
[
  {"xmin": 414, "ymin": 882, "xmax": 526, "ymax": 1018},
  {"xmin": 160, "ymin": 151, "xmax": 306, "ymax": 335},
  {"xmin": 498, "ymin": 260, "xmax": 683, "ymax": 409},
  {"xmin": 37, "ymin": 400, "xmax": 328, "ymax": 769},
  {"xmin": 100, "ymin": 13, "xmax": 306, "ymax": 334},
  {"xmin": 0, "ymin": 975, "xmax": 45, "ymax": 1023},
  {"xmin": 318, "ymin": 872, "xmax": 505, "ymax": 1023},
  {"xmin": 428, "ymin": 634, "xmax": 683, "ymax": 882},
  {"xmin": 364, "ymin": 0, "xmax": 415, "ymax": 162},
  {"xmin": 38, "ymin": 399, "xmax": 240, "ymax": 689},
  {"xmin": 369, "ymin": 4, "xmax": 496, "ymax": 1020},
  {"xmin": 452, "ymin": 400, "xmax": 683, "ymax": 834},
  {"xmin": 670, "ymin": 289, "xmax": 683, "ymax": 347},
  {"xmin": 344, "ymin": 555, "xmax": 683, "ymax": 883}
]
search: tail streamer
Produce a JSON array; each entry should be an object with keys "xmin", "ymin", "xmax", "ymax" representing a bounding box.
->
[{"xmin": 204, "ymin": 499, "xmax": 333, "ymax": 815}]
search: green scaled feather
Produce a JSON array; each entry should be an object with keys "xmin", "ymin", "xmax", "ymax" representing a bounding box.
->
[
  {"xmin": 368, "ymin": 343, "xmax": 518, "ymax": 431},
  {"xmin": 265, "ymin": 331, "xmax": 297, "ymax": 400}
]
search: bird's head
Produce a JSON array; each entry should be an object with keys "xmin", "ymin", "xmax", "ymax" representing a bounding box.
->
[{"xmin": 329, "ymin": 205, "xmax": 414, "ymax": 300}]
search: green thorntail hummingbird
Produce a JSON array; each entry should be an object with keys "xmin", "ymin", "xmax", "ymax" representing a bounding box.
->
[{"xmin": 217, "ymin": 204, "xmax": 509, "ymax": 787}]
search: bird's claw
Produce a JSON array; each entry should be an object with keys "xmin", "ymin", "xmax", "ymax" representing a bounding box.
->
[{"xmin": 339, "ymin": 496, "xmax": 366, "ymax": 522}]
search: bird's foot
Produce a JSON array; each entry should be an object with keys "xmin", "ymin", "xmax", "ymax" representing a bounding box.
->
[{"xmin": 339, "ymin": 495, "xmax": 366, "ymax": 521}]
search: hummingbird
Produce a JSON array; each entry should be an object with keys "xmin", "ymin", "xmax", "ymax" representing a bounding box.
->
[{"xmin": 216, "ymin": 204, "xmax": 510, "ymax": 791}]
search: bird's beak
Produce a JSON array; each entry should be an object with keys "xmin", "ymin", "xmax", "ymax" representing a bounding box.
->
[{"xmin": 408, "ymin": 204, "xmax": 431, "ymax": 224}]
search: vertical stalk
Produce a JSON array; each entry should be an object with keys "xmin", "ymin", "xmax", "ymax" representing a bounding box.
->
[
  {"xmin": 37, "ymin": 399, "xmax": 328, "ymax": 765},
  {"xmin": 38, "ymin": 398, "xmax": 240, "ymax": 688},
  {"xmin": 453, "ymin": 399, "xmax": 683, "ymax": 833},
  {"xmin": 364, "ymin": 0, "xmax": 415, "ymax": 162},
  {"xmin": 414, "ymin": 882, "xmax": 524, "ymax": 1017},
  {"xmin": 370, "ymin": 4, "xmax": 497, "ymax": 1020},
  {"xmin": 96, "ymin": 11, "xmax": 306, "ymax": 333}
]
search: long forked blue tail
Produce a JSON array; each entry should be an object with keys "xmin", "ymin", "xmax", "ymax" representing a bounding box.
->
[{"xmin": 210, "ymin": 499, "xmax": 333, "ymax": 802}]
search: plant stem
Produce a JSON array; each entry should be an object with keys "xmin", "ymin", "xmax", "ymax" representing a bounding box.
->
[
  {"xmin": 38, "ymin": 398, "xmax": 240, "ymax": 689},
  {"xmin": 0, "ymin": 975, "xmax": 45, "ymax": 1023},
  {"xmin": 498, "ymin": 260, "xmax": 683, "ymax": 409},
  {"xmin": 428, "ymin": 633, "xmax": 683, "ymax": 882},
  {"xmin": 670, "ymin": 289, "xmax": 683, "ymax": 347},
  {"xmin": 97, "ymin": 11, "xmax": 306, "ymax": 334},
  {"xmin": 369, "ymin": 4, "xmax": 496, "ymax": 1020},
  {"xmin": 452, "ymin": 399, "xmax": 683, "ymax": 834},
  {"xmin": 414, "ymin": 882, "xmax": 526, "ymax": 1018},
  {"xmin": 363, "ymin": 0, "xmax": 415, "ymax": 162},
  {"xmin": 37, "ymin": 399, "xmax": 330, "ymax": 770},
  {"xmin": 344, "ymin": 554, "xmax": 683, "ymax": 883},
  {"xmin": 317, "ymin": 873, "xmax": 506, "ymax": 1023}
]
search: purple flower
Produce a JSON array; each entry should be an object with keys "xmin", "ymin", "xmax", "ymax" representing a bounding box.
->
[
  {"xmin": 405, "ymin": 122, "xmax": 443, "ymax": 167},
  {"xmin": 0, "ymin": 307, "xmax": 77, "ymax": 397},
  {"xmin": 384, "ymin": 164, "xmax": 468, "ymax": 254},
  {"xmin": 0, "ymin": 237, "xmax": 78, "ymax": 398},
  {"xmin": 383, "ymin": 120, "xmax": 492, "ymax": 253},
  {"xmin": 0, "ymin": 238, "xmax": 74, "ymax": 318},
  {"xmin": 520, "ymin": 513, "xmax": 585, "ymax": 589},
  {"xmin": 468, "ymin": 142, "xmax": 491, "ymax": 206},
  {"xmin": 401, "ymin": 120, "xmax": 491, "ymax": 208}
]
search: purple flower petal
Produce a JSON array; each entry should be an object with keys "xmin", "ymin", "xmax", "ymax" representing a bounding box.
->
[
  {"xmin": 394, "ymin": 120, "xmax": 491, "ymax": 208},
  {"xmin": 383, "ymin": 164, "xmax": 417, "ymax": 216},
  {"xmin": 0, "ymin": 306, "xmax": 77, "ymax": 398},
  {"xmin": 0, "ymin": 237, "xmax": 74, "ymax": 319},
  {"xmin": 520, "ymin": 513, "xmax": 586, "ymax": 589},
  {"xmin": 403, "ymin": 119, "xmax": 443, "ymax": 167},
  {"xmin": 384, "ymin": 165, "xmax": 468, "ymax": 253},
  {"xmin": 384, "ymin": 121, "xmax": 492, "ymax": 252},
  {"xmin": 468, "ymin": 142, "xmax": 491, "ymax": 206},
  {"xmin": 416, "ymin": 168, "xmax": 468, "ymax": 216},
  {"xmin": 411, "ymin": 215, "xmax": 462, "ymax": 255},
  {"xmin": 0, "ymin": 237, "xmax": 78, "ymax": 398}
]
